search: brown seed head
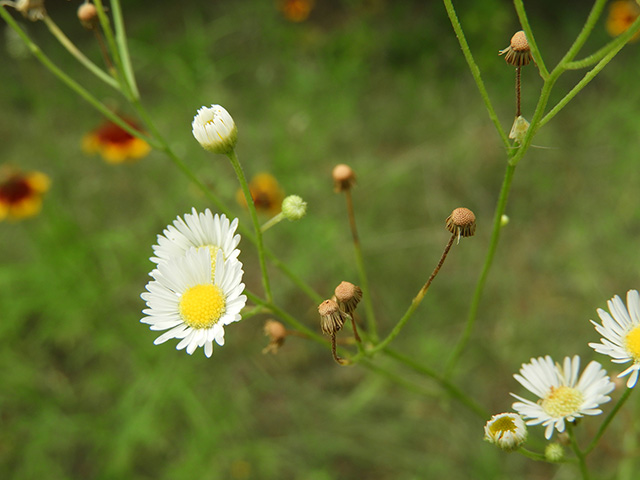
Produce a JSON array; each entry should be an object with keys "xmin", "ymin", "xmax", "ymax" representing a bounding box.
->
[
  {"xmin": 332, "ymin": 164, "xmax": 356, "ymax": 192},
  {"xmin": 262, "ymin": 319, "xmax": 287, "ymax": 354},
  {"xmin": 318, "ymin": 299, "xmax": 344, "ymax": 335},
  {"xmin": 499, "ymin": 31, "xmax": 532, "ymax": 67},
  {"xmin": 334, "ymin": 281, "xmax": 362, "ymax": 315},
  {"xmin": 14, "ymin": 0, "xmax": 46, "ymax": 21},
  {"xmin": 78, "ymin": 2, "xmax": 99, "ymax": 30},
  {"xmin": 446, "ymin": 207, "xmax": 477, "ymax": 238}
]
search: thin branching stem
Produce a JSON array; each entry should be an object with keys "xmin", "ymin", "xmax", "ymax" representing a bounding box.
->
[{"xmin": 585, "ymin": 387, "xmax": 634, "ymax": 455}]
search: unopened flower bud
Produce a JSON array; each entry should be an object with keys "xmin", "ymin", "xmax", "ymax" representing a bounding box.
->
[
  {"xmin": 446, "ymin": 207, "xmax": 476, "ymax": 241},
  {"xmin": 318, "ymin": 299, "xmax": 344, "ymax": 335},
  {"xmin": 545, "ymin": 443, "xmax": 564, "ymax": 462},
  {"xmin": 334, "ymin": 281, "xmax": 362, "ymax": 316},
  {"xmin": 484, "ymin": 413, "xmax": 527, "ymax": 452},
  {"xmin": 499, "ymin": 31, "xmax": 532, "ymax": 67},
  {"xmin": 500, "ymin": 214, "xmax": 510, "ymax": 227},
  {"xmin": 281, "ymin": 195, "xmax": 307, "ymax": 221},
  {"xmin": 509, "ymin": 115, "xmax": 530, "ymax": 144},
  {"xmin": 332, "ymin": 164, "xmax": 356, "ymax": 192},
  {"xmin": 77, "ymin": 2, "xmax": 99, "ymax": 30},
  {"xmin": 192, "ymin": 105, "xmax": 238, "ymax": 154}
]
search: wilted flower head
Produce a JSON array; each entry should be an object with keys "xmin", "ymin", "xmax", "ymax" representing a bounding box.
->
[
  {"xmin": 511, "ymin": 355, "xmax": 615, "ymax": 439},
  {"xmin": 589, "ymin": 290, "xmax": 640, "ymax": 388},
  {"xmin": 77, "ymin": 2, "xmax": 98, "ymax": 30},
  {"xmin": 262, "ymin": 319, "xmax": 288, "ymax": 354},
  {"xmin": 332, "ymin": 164, "xmax": 356, "ymax": 192},
  {"xmin": 236, "ymin": 173, "xmax": 285, "ymax": 215},
  {"xmin": 82, "ymin": 117, "xmax": 151, "ymax": 164},
  {"xmin": 483, "ymin": 413, "xmax": 527, "ymax": 452},
  {"xmin": 0, "ymin": 166, "xmax": 50, "ymax": 221},
  {"xmin": 499, "ymin": 31, "xmax": 532, "ymax": 67},
  {"xmin": 318, "ymin": 299, "xmax": 344, "ymax": 335},
  {"xmin": 192, "ymin": 104, "xmax": 238, "ymax": 154},
  {"xmin": 334, "ymin": 281, "xmax": 362, "ymax": 316},
  {"xmin": 11, "ymin": 0, "xmax": 46, "ymax": 21},
  {"xmin": 445, "ymin": 207, "xmax": 476, "ymax": 241}
]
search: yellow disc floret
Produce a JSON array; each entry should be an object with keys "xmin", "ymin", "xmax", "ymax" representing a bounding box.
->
[
  {"xmin": 179, "ymin": 284, "xmax": 226, "ymax": 329},
  {"xmin": 541, "ymin": 386, "xmax": 584, "ymax": 418},
  {"xmin": 625, "ymin": 326, "xmax": 640, "ymax": 362}
]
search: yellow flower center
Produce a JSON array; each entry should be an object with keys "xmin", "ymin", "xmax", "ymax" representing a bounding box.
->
[
  {"xmin": 625, "ymin": 326, "xmax": 640, "ymax": 361},
  {"xmin": 489, "ymin": 416, "xmax": 516, "ymax": 435},
  {"xmin": 541, "ymin": 386, "xmax": 584, "ymax": 418},
  {"xmin": 179, "ymin": 284, "xmax": 226, "ymax": 329}
]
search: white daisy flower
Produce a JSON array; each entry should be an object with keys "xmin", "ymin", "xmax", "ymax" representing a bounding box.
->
[
  {"xmin": 589, "ymin": 290, "xmax": 640, "ymax": 388},
  {"xmin": 192, "ymin": 104, "xmax": 237, "ymax": 154},
  {"xmin": 511, "ymin": 355, "xmax": 615, "ymax": 439},
  {"xmin": 141, "ymin": 248, "xmax": 247, "ymax": 357},
  {"xmin": 484, "ymin": 412, "xmax": 527, "ymax": 452},
  {"xmin": 152, "ymin": 208, "xmax": 241, "ymax": 275}
]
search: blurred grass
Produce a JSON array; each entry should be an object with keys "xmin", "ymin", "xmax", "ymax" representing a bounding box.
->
[{"xmin": 1, "ymin": 0, "xmax": 639, "ymax": 478}]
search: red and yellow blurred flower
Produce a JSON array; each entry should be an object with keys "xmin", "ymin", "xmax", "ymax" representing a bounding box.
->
[
  {"xmin": 279, "ymin": 0, "xmax": 314, "ymax": 22},
  {"xmin": 606, "ymin": 1, "xmax": 640, "ymax": 40},
  {"xmin": 236, "ymin": 173, "xmax": 285, "ymax": 215},
  {"xmin": 0, "ymin": 167, "xmax": 50, "ymax": 221},
  {"xmin": 82, "ymin": 118, "xmax": 151, "ymax": 164}
]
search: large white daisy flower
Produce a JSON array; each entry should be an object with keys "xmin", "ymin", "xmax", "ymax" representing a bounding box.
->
[
  {"xmin": 141, "ymin": 248, "xmax": 247, "ymax": 357},
  {"xmin": 152, "ymin": 208, "xmax": 241, "ymax": 273},
  {"xmin": 589, "ymin": 290, "xmax": 640, "ymax": 388},
  {"xmin": 511, "ymin": 355, "xmax": 615, "ymax": 439}
]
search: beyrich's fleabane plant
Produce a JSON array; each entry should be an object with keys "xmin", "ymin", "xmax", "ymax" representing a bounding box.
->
[
  {"xmin": 483, "ymin": 412, "xmax": 527, "ymax": 452},
  {"xmin": 511, "ymin": 356, "xmax": 615, "ymax": 439},
  {"xmin": 141, "ymin": 248, "xmax": 247, "ymax": 357},
  {"xmin": 192, "ymin": 104, "xmax": 238, "ymax": 154},
  {"xmin": 151, "ymin": 209, "xmax": 241, "ymax": 276},
  {"xmin": 589, "ymin": 290, "xmax": 640, "ymax": 388}
]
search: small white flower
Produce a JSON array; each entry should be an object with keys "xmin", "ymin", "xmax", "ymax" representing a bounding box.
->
[
  {"xmin": 589, "ymin": 290, "xmax": 640, "ymax": 388},
  {"xmin": 192, "ymin": 104, "xmax": 237, "ymax": 154},
  {"xmin": 484, "ymin": 412, "xmax": 527, "ymax": 452},
  {"xmin": 511, "ymin": 355, "xmax": 615, "ymax": 439},
  {"xmin": 141, "ymin": 248, "xmax": 247, "ymax": 357},
  {"xmin": 152, "ymin": 208, "xmax": 241, "ymax": 275}
]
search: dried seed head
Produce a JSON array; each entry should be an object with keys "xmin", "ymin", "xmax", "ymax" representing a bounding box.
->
[
  {"xmin": 334, "ymin": 281, "xmax": 362, "ymax": 315},
  {"xmin": 77, "ymin": 2, "xmax": 99, "ymax": 30},
  {"xmin": 332, "ymin": 164, "xmax": 356, "ymax": 192},
  {"xmin": 446, "ymin": 207, "xmax": 476, "ymax": 240},
  {"xmin": 262, "ymin": 319, "xmax": 287, "ymax": 354},
  {"xmin": 318, "ymin": 299, "xmax": 344, "ymax": 335},
  {"xmin": 499, "ymin": 31, "xmax": 532, "ymax": 67},
  {"xmin": 13, "ymin": 0, "xmax": 46, "ymax": 21}
]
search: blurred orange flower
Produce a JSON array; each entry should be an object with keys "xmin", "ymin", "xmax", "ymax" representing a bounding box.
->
[
  {"xmin": 0, "ymin": 167, "xmax": 50, "ymax": 221},
  {"xmin": 606, "ymin": 1, "xmax": 640, "ymax": 40},
  {"xmin": 279, "ymin": 0, "xmax": 314, "ymax": 22},
  {"xmin": 237, "ymin": 173, "xmax": 285, "ymax": 215},
  {"xmin": 82, "ymin": 118, "xmax": 151, "ymax": 164}
]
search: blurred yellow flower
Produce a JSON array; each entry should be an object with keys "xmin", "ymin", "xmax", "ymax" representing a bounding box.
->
[
  {"xmin": 236, "ymin": 173, "xmax": 285, "ymax": 215},
  {"xmin": 606, "ymin": 1, "xmax": 640, "ymax": 40},
  {"xmin": 0, "ymin": 167, "xmax": 50, "ymax": 221},
  {"xmin": 82, "ymin": 118, "xmax": 151, "ymax": 164},
  {"xmin": 279, "ymin": 0, "xmax": 314, "ymax": 22}
]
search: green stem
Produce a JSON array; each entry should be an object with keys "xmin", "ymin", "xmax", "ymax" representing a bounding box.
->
[
  {"xmin": 42, "ymin": 14, "xmax": 119, "ymax": 89},
  {"xmin": 344, "ymin": 189, "xmax": 378, "ymax": 341},
  {"xmin": 555, "ymin": 0, "xmax": 608, "ymax": 65},
  {"xmin": 444, "ymin": 164, "xmax": 516, "ymax": 375},
  {"xmin": 513, "ymin": 0, "xmax": 549, "ymax": 78},
  {"xmin": 261, "ymin": 213, "xmax": 285, "ymax": 232},
  {"xmin": 93, "ymin": 0, "xmax": 131, "ymax": 98},
  {"xmin": 585, "ymin": 387, "xmax": 633, "ymax": 455},
  {"xmin": 518, "ymin": 448, "xmax": 550, "ymax": 462},
  {"xmin": 110, "ymin": 0, "xmax": 139, "ymax": 99},
  {"xmin": 383, "ymin": 347, "xmax": 488, "ymax": 419},
  {"xmin": 365, "ymin": 234, "xmax": 456, "ymax": 357},
  {"xmin": 227, "ymin": 150, "xmax": 272, "ymax": 303},
  {"xmin": 567, "ymin": 424, "xmax": 590, "ymax": 480},
  {"xmin": 442, "ymin": 0, "xmax": 510, "ymax": 150}
]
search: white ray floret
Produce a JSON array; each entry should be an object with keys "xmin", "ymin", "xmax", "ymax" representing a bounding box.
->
[
  {"xmin": 191, "ymin": 104, "xmax": 237, "ymax": 154},
  {"xmin": 141, "ymin": 248, "xmax": 247, "ymax": 357},
  {"xmin": 589, "ymin": 289, "xmax": 640, "ymax": 388},
  {"xmin": 511, "ymin": 355, "xmax": 615, "ymax": 439}
]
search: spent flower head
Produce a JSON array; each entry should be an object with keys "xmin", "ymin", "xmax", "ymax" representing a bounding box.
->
[
  {"xmin": 77, "ymin": 2, "xmax": 98, "ymax": 30},
  {"xmin": 192, "ymin": 104, "xmax": 238, "ymax": 154},
  {"xmin": 483, "ymin": 412, "xmax": 527, "ymax": 452},
  {"xmin": 332, "ymin": 164, "xmax": 356, "ymax": 192},
  {"xmin": 511, "ymin": 355, "xmax": 615, "ymax": 439},
  {"xmin": 499, "ymin": 31, "xmax": 532, "ymax": 67},
  {"xmin": 334, "ymin": 281, "xmax": 362, "ymax": 316},
  {"xmin": 262, "ymin": 319, "xmax": 287, "ymax": 354},
  {"xmin": 589, "ymin": 289, "xmax": 640, "ymax": 388},
  {"xmin": 318, "ymin": 299, "xmax": 344, "ymax": 335},
  {"xmin": 141, "ymin": 248, "xmax": 247, "ymax": 357},
  {"xmin": 446, "ymin": 207, "xmax": 476, "ymax": 242}
]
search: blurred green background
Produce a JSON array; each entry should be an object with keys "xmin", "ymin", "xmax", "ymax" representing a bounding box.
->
[{"xmin": 1, "ymin": 0, "xmax": 639, "ymax": 478}]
